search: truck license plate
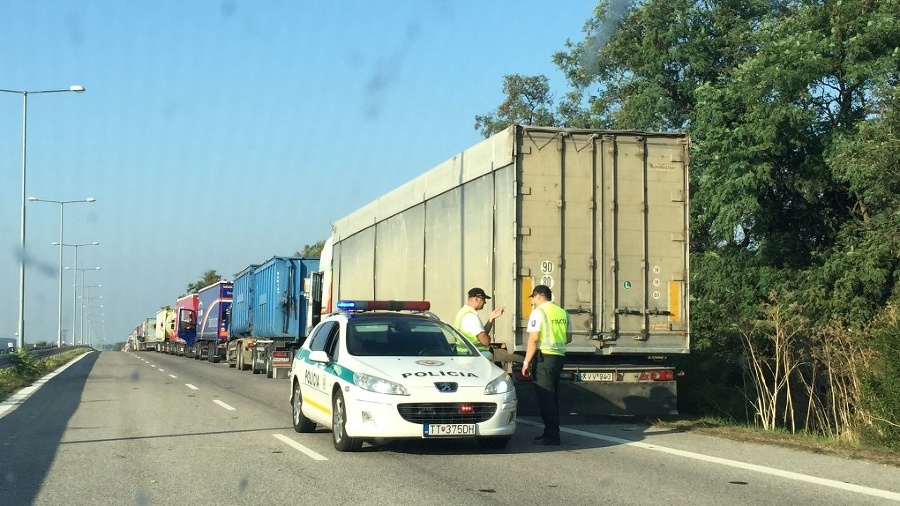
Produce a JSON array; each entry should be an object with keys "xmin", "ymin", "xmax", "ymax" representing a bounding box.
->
[
  {"xmin": 580, "ymin": 372, "xmax": 614, "ymax": 382},
  {"xmin": 423, "ymin": 423, "xmax": 476, "ymax": 437}
]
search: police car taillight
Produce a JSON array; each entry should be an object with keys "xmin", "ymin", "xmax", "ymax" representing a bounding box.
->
[{"xmin": 336, "ymin": 300, "xmax": 431, "ymax": 311}]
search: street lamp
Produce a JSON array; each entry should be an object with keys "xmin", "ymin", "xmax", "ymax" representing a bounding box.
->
[
  {"xmin": 30, "ymin": 197, "xmax": 96, "ymax": 347},
  {"xmin": 65, "ymin": 265, "xmax": 99, "ymax": 345},
  {"xmin": 0, "ymin": 84, "xmax": 85, "ymax": 350}
]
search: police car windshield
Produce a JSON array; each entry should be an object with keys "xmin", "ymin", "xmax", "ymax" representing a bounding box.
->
[{"xmin": 346, "ymin": 317, "xmax": 477, "ymax": 357}]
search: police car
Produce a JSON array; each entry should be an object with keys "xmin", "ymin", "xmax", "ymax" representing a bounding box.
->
[{"xmin": 289, "ymin": 300, "xmax": 517, "ymax": 452}]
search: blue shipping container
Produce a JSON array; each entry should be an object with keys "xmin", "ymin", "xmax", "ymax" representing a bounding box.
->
[
  {"xmin": 252, "ymin": 256, "xmax": 320, "ymax": 339},
  {"xmin": 230, "ymin": 264, "xmax": 258, "ymax": 337}
]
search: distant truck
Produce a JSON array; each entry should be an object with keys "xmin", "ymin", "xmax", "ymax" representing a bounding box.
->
[
  {"xmin": 135, "ymin": 317, "xmax": 156, "ymax": 351},
  {"xmin": 191, "ymin": 281, "xmax": 232, "ymax": 362},
  {"xmin": 325, "ymin": 125, "xmax": 690, "ymax": 416},
  {"xmin": 155, "ymin": 307, "xmax": 176, "ymax": 352},
  {"xmin": 227, "ymin": 256, "xmax": 319, "ymax": 378},
  {"xmin": 174, "ymin": 294, "xmax": 199, "ymax": 356}
]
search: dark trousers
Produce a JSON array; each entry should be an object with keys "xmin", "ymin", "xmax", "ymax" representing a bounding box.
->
[{"xmin": 533, "ymin": 353, "xmax": 565, "ymax": 440}]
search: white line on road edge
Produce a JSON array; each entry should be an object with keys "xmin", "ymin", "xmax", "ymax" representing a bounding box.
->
[
  {"xmin": 521, "ymin": 420, "xmax": 900, "ymax": 502},
  {"xmin": 185, "ymin": 384, "xmax": 199, "ymax": 390},
  {"xmin": 214, "ymin": 400, "xmax": 236, "ymax": 411},
  {"xmin": 0, "ymin": 351, "xmax": 94, "ymax": 420},
  {"xmin": 168, "ymin": 374, "xmax": 177, "ymax": 379},
  {"xmin": 272, "ymin": 434, "xmax": 328, "ymax": 461}
]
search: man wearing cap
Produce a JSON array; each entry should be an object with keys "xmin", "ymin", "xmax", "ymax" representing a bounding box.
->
[
  {"xmin": 454, "ymin": 287, "xmax": 505, "ymax": 355},
  {"xmin": 521, "ymin": 284, "xmax": 572, "ymax": 445}
]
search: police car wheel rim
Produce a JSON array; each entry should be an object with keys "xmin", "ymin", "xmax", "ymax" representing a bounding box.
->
[
  {"xmin": 292, "ymin": 383, "xmax": 302, "ymax": 424},
  {"xmin": 333, "ymin": 395, "xmax": 346, "ymax": 442}
]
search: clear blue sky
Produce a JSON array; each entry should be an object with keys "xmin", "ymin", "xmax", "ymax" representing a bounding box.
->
[{"xmin": 0, "ymin": 1, "xmax": 596, "ymax": 346}]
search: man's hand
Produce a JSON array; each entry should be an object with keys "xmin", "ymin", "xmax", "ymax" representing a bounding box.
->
[
  {"xmin": 520, "ymin": 360, "xmax": 531, "ymax": 378},
  {"xmin": 489, "ymin": 307, "xmax": 505, "ymax": 321}
]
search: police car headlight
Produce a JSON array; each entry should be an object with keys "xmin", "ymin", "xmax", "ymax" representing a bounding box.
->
[
  {"xmin": 353, "ymin": 372, "xmax": 410, "ymax": 396},
  {"xmin": 484, "ymin": 373, "xmax": 514, "ymax": 395}
]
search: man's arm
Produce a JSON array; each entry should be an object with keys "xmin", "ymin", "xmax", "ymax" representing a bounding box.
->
[
  {"xmin": 483, "ymin": 307, "xmax": 504, "ymax": 334},
  {"xmin": 520, "ymin": 331, "xmax": 539, "ymax": 376}
]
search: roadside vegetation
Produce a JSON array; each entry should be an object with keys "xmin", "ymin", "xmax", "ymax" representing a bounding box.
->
[
  {"xmin": 479, "ymin": 0, "xmax": 899, "ymax": 458},
  {"xmin": 0, "ymin": 348, "xmax": 91, "ymax": 402}
]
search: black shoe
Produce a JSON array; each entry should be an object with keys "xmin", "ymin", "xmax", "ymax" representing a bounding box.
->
[{"xmin": 533, "ymin": 436, "xmax": 560, "ymax": 445}]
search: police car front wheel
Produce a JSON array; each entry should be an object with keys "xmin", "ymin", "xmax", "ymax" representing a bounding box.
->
[{"xmin": 332, "ymin": 391, "xmax": 363, "ymax": 452}]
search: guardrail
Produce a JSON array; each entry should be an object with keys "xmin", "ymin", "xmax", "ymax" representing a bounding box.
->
[{"xmin": 0, "ymin": 346, "xmax": 92, "ymax": 371}]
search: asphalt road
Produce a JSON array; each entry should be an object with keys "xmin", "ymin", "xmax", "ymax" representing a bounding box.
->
[{"xmin": 1, "ymin": 351, "xmax": 899, "ymax": 506}]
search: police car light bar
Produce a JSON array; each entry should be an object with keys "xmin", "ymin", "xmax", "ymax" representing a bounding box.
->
[{"xmin": 336, "ymin": 300, "xmax": 431, "ymax": 312}]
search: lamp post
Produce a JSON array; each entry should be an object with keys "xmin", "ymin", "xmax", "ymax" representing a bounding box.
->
[
  {"xmin": 80, "ymin": 295, "xmax": 102, "ymax": 348},
  {"xmin": 30, "ymin": 197, "xmax": 96, "ymax": 347},
  {"xmin": 0, "ymin": 84, "xmax": 85, "ymax": 350},
  {"xmin": 65, "ymin": 265, "xmax": 99, "ymax": 345}
]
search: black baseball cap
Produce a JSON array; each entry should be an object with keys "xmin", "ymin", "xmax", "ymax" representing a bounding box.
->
[
  {"xmin": 530, "ymin": 285, "xmax": 552, "ymax": 299},
  {"xmin": 468, "ymin": 287, "xmax": 491, "ymax": 299}
]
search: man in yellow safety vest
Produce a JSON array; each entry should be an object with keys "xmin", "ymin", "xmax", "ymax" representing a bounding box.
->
[
  {"xmin": 453, "ymin": 287, "xmax": 504, "ymax": 357},
  {"xmin": 521, "ymin": 284, "xmax": 572, "ymax": 445}
]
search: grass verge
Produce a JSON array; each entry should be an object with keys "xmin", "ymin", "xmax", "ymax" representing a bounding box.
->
[{"xmin": 0, "ymin": 349, "xmax": 92, "ymax": 403}]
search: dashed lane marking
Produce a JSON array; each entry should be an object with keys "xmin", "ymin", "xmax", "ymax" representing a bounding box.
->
[
  {"xmin": 272, "ymin": 434, "xmax": 328, "ymax": 461},
  {"xmin": 214, "ymin": 400, "xmax": 236, "ymax": 411},
  {"xmin": 185, "ymin": 384, "xmax": 199, "ymax": 390}
]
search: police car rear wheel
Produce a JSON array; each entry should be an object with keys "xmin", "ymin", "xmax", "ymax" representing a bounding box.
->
[
  {"xmin": 292, "ymin": 381, "xmax": 316, "ymax": 433},
  {"xmin": 332, "ymin": 391, "xmax": 362, "ymax": 452}
]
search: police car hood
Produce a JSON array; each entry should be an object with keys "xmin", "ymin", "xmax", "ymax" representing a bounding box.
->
[{"xmin": 359, "ymin": 356, "xmax": 501, "ymax": 387}]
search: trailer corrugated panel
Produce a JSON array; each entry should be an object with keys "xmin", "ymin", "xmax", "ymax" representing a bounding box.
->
[
  {"xmin": 230, "ymin": 265, "xmax": 257, "ymax": 337},
  {"xmin": 252, "ymin": 257, "xmax": 319, "ymax": 339},
  {"xmin": 331, "ymin": 125, "xmax": 689, "ymax": 358}
]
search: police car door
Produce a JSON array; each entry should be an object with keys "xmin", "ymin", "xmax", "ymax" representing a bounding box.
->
[{"xmin": 304, "ymin": 320, "xmax": 340, "ymax": 416}]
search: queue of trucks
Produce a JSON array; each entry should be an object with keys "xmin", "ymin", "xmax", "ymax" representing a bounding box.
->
[{"xmin": 125, "ymin": 125, "xmax": 691, "ymax": 416}]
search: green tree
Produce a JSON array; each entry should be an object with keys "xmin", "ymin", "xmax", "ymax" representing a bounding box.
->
[
  {"xmin": 294, "ymin": 239, "xmax": 326, "ymax": 258},
  {"xmin": 184, "ymin": 269, "xmax": 223, "ymax": 295},
  {"xmin": 474, "ymin": 74, "xmax": 560, "ymax": 138}
]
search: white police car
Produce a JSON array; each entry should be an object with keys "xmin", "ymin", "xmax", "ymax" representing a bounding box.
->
[{"xmin": 289, "ymin": 300, "xmax": 517, "ymax": 452}]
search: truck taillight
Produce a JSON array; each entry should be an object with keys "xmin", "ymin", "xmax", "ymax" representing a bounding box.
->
[
  {"xmin": 246, "ymin": 342, "xmax": 255, "ymax": 349},
  {"xmin": 272, "ymin": 351, "xmax": 288, "ymax": 358},
  {"xmin": 639, "ymin": 370, "xmax": 674, "ymax": 381}
]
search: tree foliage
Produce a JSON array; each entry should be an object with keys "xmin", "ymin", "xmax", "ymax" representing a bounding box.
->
[
  {"xmin": 480, "ymin": 0, "xmax": 900, "ymax": 437},
  {"xmin": 184, "ymin": 269, "xmax": 223, "ymax": 295},
  {"xmin": 474, "ymin": 74, "xmax": 560, "ymax": 138},
  {"xmin": 294, "ymin": 239, "xmax": 326, "ymax": 258}
]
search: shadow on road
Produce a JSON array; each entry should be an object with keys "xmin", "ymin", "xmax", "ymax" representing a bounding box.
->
[{"xmin": 0, "ymin": 351, "xmax": 99, "ymax": 505}]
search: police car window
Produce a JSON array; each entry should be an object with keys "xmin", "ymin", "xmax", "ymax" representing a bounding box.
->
[
  {"xmin": 348, "ymin": 317, "xmax": 469, "ymax": 356},
  {"xmin": 309, "ymin": 321, "xmax": 337, "ymax": 352}
]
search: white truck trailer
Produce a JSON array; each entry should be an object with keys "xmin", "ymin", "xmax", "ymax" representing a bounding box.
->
[{"xmin": 326, "ymin": 125, "xmax": 690, "ymax": 416}]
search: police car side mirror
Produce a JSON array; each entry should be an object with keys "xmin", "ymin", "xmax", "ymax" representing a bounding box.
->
[{"xmin": 309, "ymin": 350, "xmax": 331, "ymax": 364}]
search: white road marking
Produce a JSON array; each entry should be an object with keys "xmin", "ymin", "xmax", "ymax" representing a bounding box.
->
[
  {"xmin": 214, "ymin": 400, "xmax": 236, "ymax": 411},
  {"xmin": 185, "ymin": 384, "xmax": 199, "ymax": 390},
  {"xmin": 272, "ymin": 434, "xmax": 328, "ymax": 461},
  {"xmin": 168, "ymin": 374, "xmax": 177, "ymax": 379},
  {"xmin": 523, "ymin": 420, "xmax": 900, "ymax": 502}
]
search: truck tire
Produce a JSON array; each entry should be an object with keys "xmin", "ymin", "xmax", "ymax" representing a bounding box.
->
[
  {"xmin": 265, "ymin": 359, "xmax": 273, "ymax": 378},
  {"xmin": 292, "ymin": 381, "xmax": 316, "ymax": 433},
  {"xmin": 332, "ymin": 391, "xmax": 362, "ymax": 452}
]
